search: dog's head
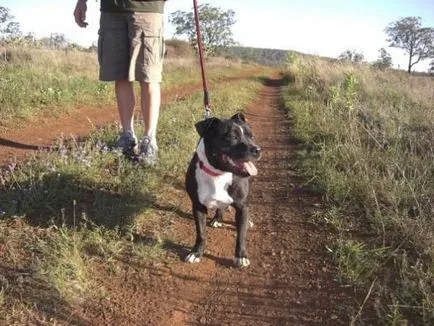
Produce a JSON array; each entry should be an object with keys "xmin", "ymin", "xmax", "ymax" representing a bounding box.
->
[{"xmin": 195, "ymin": 113, "xmax": 261, "ymax": 177}]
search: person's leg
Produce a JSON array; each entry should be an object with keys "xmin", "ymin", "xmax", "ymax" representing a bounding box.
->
[
  {"xmin": 114, "ymin": 80, "xmax": 137, "ymax": 155},
  {"xmin": 115, "ymin": 80, "xmax": 135, "ymax": 134},
  {"xmin": 138, "ymin": 81, "xmax": 160, "ymax": 164},
  {"xmin": 98, "ymin": 12, "xmax": 137, "ymax": 153},
  {"xmin": 127, "ymin": 12, "xmax": 165, "ymax": 164},
  {"xmin": 140, "ymin": 81, "xmax": 160, "ymax": 142},
  {"xmin": 113, "ymin": 79, "xmax": 137, "ymax": 155}
]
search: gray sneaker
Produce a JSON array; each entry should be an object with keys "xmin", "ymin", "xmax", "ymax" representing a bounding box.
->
[
  {"xmin": 114, "ymin": 131, "xmax": 137, "ymax": 156},
  {"xmin": 138, "ymin": 136, "xmax": 158, "ymax": 165}
]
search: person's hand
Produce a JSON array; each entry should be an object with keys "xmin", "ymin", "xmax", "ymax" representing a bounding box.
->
[{"xmin": 74, "ymin": 0, "xmax": 88, "ymax": 28}]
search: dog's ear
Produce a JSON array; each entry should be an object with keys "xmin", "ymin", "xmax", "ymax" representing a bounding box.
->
[
  {"xmin": 195, "ymin": 118, "xmax": 220, "ymax": 137},
  {"xmin": 230, "ymin": 112, "xmax": 246, "ymax": 123}
]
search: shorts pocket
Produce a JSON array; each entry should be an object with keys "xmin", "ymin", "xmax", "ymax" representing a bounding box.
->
[{"xmin": 141, "ymin": 28, "xmax": 163, "ymax": 65}]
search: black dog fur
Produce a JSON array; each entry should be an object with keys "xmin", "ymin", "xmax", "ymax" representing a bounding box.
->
[{"xmin": 185, "ymin": 113, "xmax": 261, "ymax": 267}]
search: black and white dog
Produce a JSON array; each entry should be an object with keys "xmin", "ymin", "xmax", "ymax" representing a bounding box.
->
[{"xmin": 185, "ymin": 113, "xmax": 261, "ymax": 267}]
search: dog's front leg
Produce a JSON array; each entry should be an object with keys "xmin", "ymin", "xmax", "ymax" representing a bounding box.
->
[
  {"xmin": 209, "ymin": 208, "xmax": 224, "ymax": 228},
  {"xmin": 185, "ymin": 202, "xmax": 207, "ymax": 263},
  {"xmin": 234, "ymin": 204, "xmax": 250, "ymax": 267}
]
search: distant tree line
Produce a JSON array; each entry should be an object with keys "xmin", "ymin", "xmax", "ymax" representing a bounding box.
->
[
  {"xmin": 0, "ymin": 6, "xmax": 97, "ymax": 52},
  {"xmin": 338, "ymin": 16, "xmax": 434, "ymax": 73},
  {"xmin": 2, "ymin": 4, "xmax": 434, "ymax": 73},
  {"xmin": 168, "ymin": 3, "xmax": 434, "ymax": 73},
  {"xmin": 222, "ymin": 46, "xmax": 290, "ymax": 66}
]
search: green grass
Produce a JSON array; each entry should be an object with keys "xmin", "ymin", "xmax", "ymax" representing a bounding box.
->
[
  {"xmin": 0, "ymin": 48, "xmax": 112, "ymax": 128},
  {"xmin": 283, "ymin": 55, "xmax": 434, "ymax": 324},
  {"xmin": 0, "ymin": 47, "xmax": 266, "ymax": 130},
  {"xmin": 0, "ymin": 75, "xmax": 263, "ymax": 324}
]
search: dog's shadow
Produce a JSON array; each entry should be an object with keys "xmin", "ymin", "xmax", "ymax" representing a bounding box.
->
[
  {"xmin": 133, "ymin": 235, "xmax": 234, "ymax": 268},
  {"xmin": 152, "ymin": 202, "xmax": 193, "ymax": 221},
  {"xmin": 203, "ymin": 253, "xmax": 234, "ymax": 268}
]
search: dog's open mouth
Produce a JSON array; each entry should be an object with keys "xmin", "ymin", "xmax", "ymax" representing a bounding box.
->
[{"xmin": 220, "ymin": 153, "xmax": 258, "ymax": 176}]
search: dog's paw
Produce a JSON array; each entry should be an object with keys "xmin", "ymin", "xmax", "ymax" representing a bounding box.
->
[
  {"xmin": 248, "ymin": 219, "xmax": 254, "ymax": 228},
  {"xmin": 209, "ymin": 219, "xmax": 223, "ymax": 228},
  {"xmin": 185, "ymin": 252, "xmax": 201, "ymax": 263},
  {"xmin": 234, "ymin": 257, "xmax": 250, "ymax": 268}
]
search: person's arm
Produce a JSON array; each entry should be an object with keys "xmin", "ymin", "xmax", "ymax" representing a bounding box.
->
[{"xmin": 74, "ymin": 0, "xmax": 88, "ymax": 28}]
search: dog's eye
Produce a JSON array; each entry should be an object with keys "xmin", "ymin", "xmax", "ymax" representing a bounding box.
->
[
  {"xmin": 231, "ymin": 134, "xmax": 239, "ymax": 142},
  {"xmin": 225, "ymin": 133, "xmax": 238, "ymax": 142}
]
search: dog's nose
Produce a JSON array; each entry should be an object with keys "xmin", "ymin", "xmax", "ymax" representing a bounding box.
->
[{"xmin": 251, "ymin": 145, "xmax": 261, "ymax": 157}]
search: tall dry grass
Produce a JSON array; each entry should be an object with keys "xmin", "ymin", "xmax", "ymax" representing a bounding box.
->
[
  {"xmin": 0, "ymin": 47, "xmax": 111, "ymax": 129},
  {"xmin": 285, "ymin": 55, "xmax": 434, "ymax": 324},
  {"xmin": 0, "ymin": 46, "xmax": 262, "ymax": 130}
]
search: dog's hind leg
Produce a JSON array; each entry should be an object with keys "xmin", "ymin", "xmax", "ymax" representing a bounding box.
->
[
  {"xmin": 185, "ymin": 203, "xmax": 207, "ymax": 263},
  {"xmin": 233, "ymin": 204, "xmax": 250, "ymax": 268},
  {"xmin": 209, "ymin": 208, "xmax": 224, "ymax": 228}
]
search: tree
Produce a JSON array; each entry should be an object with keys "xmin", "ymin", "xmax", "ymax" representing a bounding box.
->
[
  {"xmin": 88, "ymin": 42, "xmax": 98, "ymax": 53},
  {"xmin": 50, "ymin": 33, "xmax": 68, "ymax": 48},
  {"xmin": 0, "ymin": 6, "xmax": 21, "ymax": 40},
  {"xmin": 36, "ymin": 34, "xmax": 69, "ymax": 49},
  {"xmin": 38, "ymin": 37, "xmax": 52, "ymax": 48},
  {"xmin": 385, "ymin": 16, "xmax": 434, "ymax": 73},
  {"xmin": 169, "ymin": 3, "xmax": 236, "ymax": 56},
  {"xmin": 429, "ymin": 60, "xmax": 434, "ymax": 75},
  {"xmin": 68, "ymin": 42, "xmax": 85, "ymax": 51},
  {"xmin": 338, "ymin": 49, "xmax": 364, "ymax": 63},
  {"xmin": 373, "ymin": 48, "xmax": 392, "ymax": 69}
]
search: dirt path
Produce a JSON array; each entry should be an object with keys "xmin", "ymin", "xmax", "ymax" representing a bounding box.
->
[
  {"xmin": 80, "ymin": 76, "xmax": 353, "ymax": 325},
  {"xmin": 0, "ymin": 71, "xmax": 263, "ymax": 167}
]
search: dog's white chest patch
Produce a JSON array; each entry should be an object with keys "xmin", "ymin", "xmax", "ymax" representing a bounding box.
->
[
  {"xmin": 195, "ymin": 140, "xmax": 233, "ymax": 209},
  {"xmin": 196, "ymin": 168, "xmax": 233, "ymax": 209}
]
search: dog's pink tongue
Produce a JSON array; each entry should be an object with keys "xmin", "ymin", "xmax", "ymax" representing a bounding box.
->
[{"xmin": 244, "ymin": 161, "xmax": 258, "ymax": 176}]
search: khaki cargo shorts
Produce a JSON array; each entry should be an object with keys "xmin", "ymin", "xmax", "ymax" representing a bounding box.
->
[{"xmin": 98, "ymin": 12, "xmax": 165, "ymax": 82}]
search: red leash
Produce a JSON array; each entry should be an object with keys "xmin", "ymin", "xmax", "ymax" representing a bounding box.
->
[{"xmin": 193, "ymin": 0, "xmax": 211, "ymax": 119}]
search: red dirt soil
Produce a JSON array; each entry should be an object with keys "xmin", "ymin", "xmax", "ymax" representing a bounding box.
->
[
  {"xmin": 0, "ymin": 71, "xmax": 263, "ymax": 167},
  {"xmin": 76, "ymin": 76, "xmax": 354, "ymax": 325}
]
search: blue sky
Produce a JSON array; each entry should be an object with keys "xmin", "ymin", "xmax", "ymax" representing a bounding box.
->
[{"xmin": 3, "ymin": 0, "xmax": 434, "ymax": 71}]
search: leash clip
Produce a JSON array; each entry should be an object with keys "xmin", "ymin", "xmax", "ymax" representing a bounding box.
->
[{"xmin": 204, "ymin": 106, "xmax": 212, "ymax": 119}]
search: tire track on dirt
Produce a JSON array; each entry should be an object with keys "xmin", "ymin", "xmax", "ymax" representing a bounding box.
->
[{"xmin": 0, "ymin": 69, "xmax": 264, "ymax": 167}]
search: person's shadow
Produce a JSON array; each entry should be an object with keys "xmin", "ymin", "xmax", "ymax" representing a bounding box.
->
[{"xmin": 0, "ymin": 171, "xmax": 157, "ymax": 228}]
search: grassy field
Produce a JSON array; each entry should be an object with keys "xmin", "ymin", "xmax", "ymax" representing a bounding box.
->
[
  {"xmin": 0, "ymin": 46, "xmax": 262, "ymax": 130},
  {"xmin": 2, "ymin": 42, "xmax": 433, "ymax": 324},
  {"xmin": 0, "ymin": 64, "xmax": 263, "ymax": 323},
  {"xmin": 283, "ymin": 55, "xmax": 434, "ymax": 324}
]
